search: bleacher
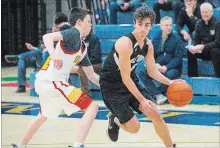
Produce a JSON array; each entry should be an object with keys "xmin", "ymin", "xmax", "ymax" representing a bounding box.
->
[
  {"xmin": 86, "ymin": 24, "xmax": 220, "ymax": 103},
  {"xmin": 30, "ymin": 24, "xmax": 220, "ymax": 105},
  {"xmin": 30, "ymin": 0, "xmax": 220, "ymax": 105}
]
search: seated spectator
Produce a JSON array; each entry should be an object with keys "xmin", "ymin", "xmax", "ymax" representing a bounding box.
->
[
  {"xmin": 187, "ymin": 3, "xmax": 220, "ymax": 77},
  {"xmin": 197, "ymin": 0, "xmax": 217, "ymax": 8},
  {"xmin": 95, "ymin": 0, "xmax": 110, "ymax": 24},
  {"xmin": 153, "ymin": 0, "xmax": 216, "ymax": 24},
  {"xmin": 136, "ymin": 16, "xmax": 184, "ymax": 105},
  {"xmin": 70, "ymin": 31, "xmax": 102, "ymax": 96},
  {"xmin": 4, "ymin": 43, "xmax": 46, "ymax": 93},
  {"xmin": 109, "ymin": 0, "xmax": 143, "ymax": 24},
  {"xmin": 176, "ymin": 0, "xmax": 201, "ymax": 42},
  {"xmin": 153, "ymin": 0, "xmax": 184, "ymax": 23},
  {"xmin": 5, "ymin": 12, "xmax": 69, "ymax": 93}
]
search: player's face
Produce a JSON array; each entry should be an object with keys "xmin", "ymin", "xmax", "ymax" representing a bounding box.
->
[
  {"xmin": 134, "ymin": 18, "xmax": 152, "ymax": 38},
  {"xmin": 201, "ymin": 7, "xmax": 213, "ymax": 22},
  {"xmin": 80, "ymin": 14, "xmax": 92, "ymax": 37},
  {"xmin": 160, "ymin": 19, "xmax": 172, "ymax": 35}
]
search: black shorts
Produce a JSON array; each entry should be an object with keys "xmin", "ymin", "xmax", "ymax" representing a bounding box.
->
[{"xmin": 100, "ymin": 81, "xmax": 153, "ymax": 124}]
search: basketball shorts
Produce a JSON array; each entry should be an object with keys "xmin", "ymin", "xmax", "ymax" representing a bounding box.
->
[
  {"xmin": 100, "ymin": 81, "xmax": 153, "ymax": 124},
  {"xmin": 35, "ymin": 79, "xmax": 92, "ymax": 118}
]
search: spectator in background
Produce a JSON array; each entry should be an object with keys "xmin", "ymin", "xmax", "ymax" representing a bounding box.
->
[
  {"xmin": 196, "ymin": 0, "xmax": 216, "ymax": 8},
  {"xmin": 95, "ymin": 0, "xmax": 111, "ymax": 24},
  {"xmin": 109, "ymin": 0, "xmax": 144, "ymax": 24},
  {"xmin": 176, "ymin": 0, "xmax": 201, "ymax": 42},
  {"xmin": 16, "ymin": 43, "xmax": 46, "ymax": 93},
  {"xmin": 178, "ymin": 0, "xmax": 216, "ymax": 8},
  {"xmin": 136, "ymin": 16, "xmax": 184, "ymax": 105},
  {"xmin": 153, "ymin": 0, "xmax": 184, "ymax": 24},
  {"xmin": 70, "ymin": 31, "xmax": 102, "ymax": 96},
  {"xmin": 5, "ymin": 42, "xmax": 46, "ymax": 93},
  {"xmin": 153, "ymin": 0, "xmax": 216, "ymax": 24},
  {"xmin": 5, "ymin": 12, "xmax": 69, "ymax": 93},
  {"xmin": 187, "ymin": 3, "xmax": 220, "ymax": 77}
]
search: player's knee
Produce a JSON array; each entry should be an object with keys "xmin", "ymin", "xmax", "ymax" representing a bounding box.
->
[
  {"xmin": 129, "ymin": 123, "xmax": 140, "ymax": 134},
  {"xmin": 125, "ymin": 120, "xmax": 140, "ymax": 134},
  {"xmin": 147, "ymin": 109, "xmax": 162, "ymax": 123}
]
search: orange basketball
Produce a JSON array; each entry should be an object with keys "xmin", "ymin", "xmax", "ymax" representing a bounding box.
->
[{"xmin": 166, "ymin": 82, "xmax": 193, "ymax": 107}]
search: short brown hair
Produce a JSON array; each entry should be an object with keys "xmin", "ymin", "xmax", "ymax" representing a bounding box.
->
[
  {"xmin": 134, "ymin": 6, "xmax": 156, "ymax": 24},
  {"xmin": 68, "ymin": 7, "xmax": 93, "ymax": 26}
]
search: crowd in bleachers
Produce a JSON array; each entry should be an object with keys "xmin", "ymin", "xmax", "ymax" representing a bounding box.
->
[
  {"xmin": 95, "ymin": 0, "xmax": 220, "ymax": 24},
  {"xmin": 95, "ymin": 0, "xmax": 220, "ymax": 75}
]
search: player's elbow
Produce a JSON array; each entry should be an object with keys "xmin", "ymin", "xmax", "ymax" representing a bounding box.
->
[
  {"xmin": 42, "ymin": 34, "xmax": 48, "ymax": 41},
  {"xmin": 147, "ymin": 66, "xmax": 157, "ymax": 78},
  {"xmin": 147, "ymin": 69, "xmax": 154, "ymax": 77},
  {"xmin": 148, "ymin": 71, "xmax": 155, "ymax": 78},
  {"xmin": 43, "ymin": 33, "xmax": 53, "ymax": 43},
  {"xmin": 121, "ymin": 75, "xmax": 131, "ymax": 84}
]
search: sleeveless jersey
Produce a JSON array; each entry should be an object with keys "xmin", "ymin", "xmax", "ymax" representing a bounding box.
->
[
  {"xmin": 100, "ymin": 32, "xmax": 149, "ymax": 83},
  {"xmin": 36, "ymin": 40, "xmax": 88, "ymax": 82}
]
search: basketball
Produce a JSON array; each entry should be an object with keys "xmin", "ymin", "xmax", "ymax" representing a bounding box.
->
[{"xmin": 166, "ymin": 82, "xmax": 193, "ymax": 107}]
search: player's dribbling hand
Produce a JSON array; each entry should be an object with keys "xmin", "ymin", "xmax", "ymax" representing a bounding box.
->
[
  {"xmin": 170, "ymin": 79, "xmax": 186, "ymax": 85},
  {"xmin": 52, "ymin": 57, "xmax": 63, "ymax": 70}
]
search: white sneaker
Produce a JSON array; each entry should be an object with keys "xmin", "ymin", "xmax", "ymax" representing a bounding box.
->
[
  {"xmin": 155, "ymin": 94, "xmax": 167, "ymax": 105},
  {"xmin": 68, "ymin": 144, "xmax": 84, "ymax": 148}
]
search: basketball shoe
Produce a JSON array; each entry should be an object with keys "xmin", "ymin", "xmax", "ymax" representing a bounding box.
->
[
  {"xmin": 68, "ymin": 144, "xmax": 84, "ymax": 147},
  {"xmin": 106, "ymin": 112, "xmax": 120, "ymax": 142},
  {"xmin": 11, "ymin": 143, "xmax": 27, "ymax": 148}
]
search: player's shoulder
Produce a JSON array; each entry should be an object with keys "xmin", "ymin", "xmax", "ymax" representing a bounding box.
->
[
  {"xmin": 116, "ymin": 36, "xmax": 132, "ymax": 46},
  {"xmin": 115, "ymin": 36, "xmax": 133, "ymax": 54}
]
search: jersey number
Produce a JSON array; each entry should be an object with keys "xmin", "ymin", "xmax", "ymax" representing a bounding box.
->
[{"xmin": 41, "ymin": 56, "xmax": 51, "ymax": 70}]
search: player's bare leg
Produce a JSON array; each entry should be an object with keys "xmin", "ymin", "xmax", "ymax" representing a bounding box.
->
[
  {"xmin": 139, "ymin": 105, "xmax": 175, "ymax": 147},
  {"xmin": 114, "ymin": 116, "xmax": 140, "ymax": 134},
  {"xmin": 110, "ymin": 104, "xmax": 175, "ymax": 147},
  {"xmin": 73, "ymin": 102, "xmax": 98, "ymax": 147},
  {"xmin": 12, "ymin": 114, "xmax": 47, "ymax": 147}
]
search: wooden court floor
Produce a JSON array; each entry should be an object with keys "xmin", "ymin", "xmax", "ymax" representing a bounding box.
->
[{"xmin": 1, "ymin": 67, "xmax": 220, "ymax": 148}]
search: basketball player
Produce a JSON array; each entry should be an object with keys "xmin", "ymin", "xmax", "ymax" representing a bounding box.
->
[
  {"xmin": 100, "ymin": 6, "xmax": 183, "ymax": 148},
  {"xmin": 12, "ymin": 7, "xmax": 99, "ymax": 148}
]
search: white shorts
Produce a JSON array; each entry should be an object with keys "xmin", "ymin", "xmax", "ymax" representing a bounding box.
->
[{"xmin": 35, "ymin": 79, "xmax": 92, "ymax": 118}]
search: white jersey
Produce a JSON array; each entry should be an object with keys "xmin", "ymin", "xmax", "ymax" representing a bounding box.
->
[
  {"xmin": 36, "ymin": 41, "xmax": 86, "ymax": 82},
  {"xmin": 36, "ymin": 28, "xmax": 91, "ymax": 82}
]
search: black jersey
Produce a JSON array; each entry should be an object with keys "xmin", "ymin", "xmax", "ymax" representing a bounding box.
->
[{"xmin": 100, "ymin": 32, "xmax": 149, "ymax": 84}]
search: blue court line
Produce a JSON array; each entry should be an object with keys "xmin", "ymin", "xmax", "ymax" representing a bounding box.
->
[{"xmin": 1, "ymin": 101, "xmax": 220, "ymax": 127}]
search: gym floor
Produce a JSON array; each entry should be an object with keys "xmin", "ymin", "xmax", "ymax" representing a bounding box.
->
[{"xmin": 1, "ymin": 67, "xmax": 220, "ymax": 147}]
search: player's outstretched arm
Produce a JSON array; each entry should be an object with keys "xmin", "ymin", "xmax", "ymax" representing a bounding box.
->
[{"xmin": 145, "ymin": 39, "xmax": 171, "ymax": 86}]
